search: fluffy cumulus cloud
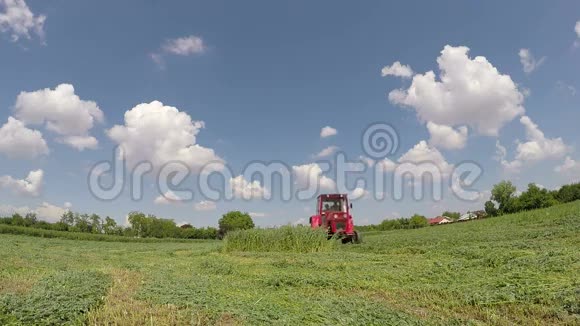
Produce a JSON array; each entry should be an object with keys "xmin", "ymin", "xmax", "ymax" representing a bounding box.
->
[
  {"xmin": 194, "ymin": 200, "xmax": 217, "ymax": 211},
  {"xmin": 398, "ymin": 140, "xmax": 453, "ymax": 176},
  {"xmin": 426, "ymin": 121, "xmax": 468, "ymax": 150},
  {"xmin": 107, "ymin": 100, "xmax": 222, "ymax": 172},
  {"xmin": 35, "ymin": 202, "xmax": 71, "ymax": 223},
  {"xmin": 229, "ymin": 175, "xmax": 269, "ymax": 199},
  {"xmin": 495, "ymin": 116, "xmax": 568, "ymax": 173},
  {"xmin": 389, "ymin": 45, "xmax": 525, "ymax": 136},
  {"xmin": 0, "ymin": 203, "xmax": 31, "ymax": 216},
  {"xmin": 162, "ymin": 36, "xmax": 205, "ymax": 55},
  {"xmin": 313, "ymin": 146, "xmax": 339, "ymax": 159},
  {"xmin": 151, "ymin": 35, "xmax": 206, "ymax": 67},
  {"xmin": 495, "ymin": 140, "xmax": 523, "ymax": 174},
  {"xmin": 320, "ymin": 126, "xmax": 337, "ymax": 138},
  {"xmin": 555, "ymin": 157, "xmax": 580, "ymax": 180},
  {"xmin": 0, "ymin": 0, "xmax": 45, "ymax": 41},
  {"xmin": 350, "ymin": 187, "xmax": 369, "ymax": 200},
  {"xmin": 292, "ymin": 163, "xmax": 336, "ymax": 191},
  {"xmin": 14, "ymin": 84, "xmax": 104, "ymax": 150},
  {"xmin": 154, "ymin": 190, "xmax": 184, "ymax": 205},
  {"xmin": 515, "ymin": 116, "xmax": 568, "ymax": 162},
  {"xmin": 518, "ymin": 49, "xmax": 545, "ymax": 74},
  {"xmin": 0, "ymin": 169, "xmax": 43, "ymax": 196},
  {"xmin": 0, "ymin": 201, "xmax": 71, "ymax": 222},
  {"xmin": 0, "ymin": 117, "xmax": 48, "ymax": 159},
  {"xmin": 381, "ymin": 61, "xmax": 413, "ymax": 78}
]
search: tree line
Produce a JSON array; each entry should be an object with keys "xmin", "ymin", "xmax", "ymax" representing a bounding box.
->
[
  {"xmin": 0, "ymin": 211, "xmax": 219, "ymax": 240},
  {"xmin": 484, "ymin": 181, "xmax": 580, "ymax": 216},
  {"xmin": 356, "ymin": 214, "xmax": 429, "ymax": 232}
]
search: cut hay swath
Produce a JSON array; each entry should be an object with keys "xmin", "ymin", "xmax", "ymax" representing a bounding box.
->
[{"xmin": 223, "ymin": 225, "xmax": 337, "ymax": 253}]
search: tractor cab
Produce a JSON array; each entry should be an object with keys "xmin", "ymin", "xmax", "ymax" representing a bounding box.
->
[{"xmin": 310, "ymin": 194, "xmax": 360, "ymax": 243}]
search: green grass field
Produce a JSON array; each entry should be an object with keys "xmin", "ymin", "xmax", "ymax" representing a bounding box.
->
[{"xmin": 0, "ymin": 202, "xmax": 579, "ymax": 325}]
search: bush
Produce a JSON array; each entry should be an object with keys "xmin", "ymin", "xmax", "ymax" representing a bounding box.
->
[
  {"xmin": 218, "ymin": 211, "xmax": 255, "ymax": 238},
  {"xmin": 223, "ymin": 225, "xmax": 336, "ymax": 253}
]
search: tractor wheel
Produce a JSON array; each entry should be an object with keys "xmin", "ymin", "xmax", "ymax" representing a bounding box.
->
[{"xmin": 353, "ymin": 231, "xmax": 362, "ymax": 244}]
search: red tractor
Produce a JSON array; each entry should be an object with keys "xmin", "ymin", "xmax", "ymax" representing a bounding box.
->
[{"xmin": 309, "ymin": 193, "xmax": 361, "ymax": 243}]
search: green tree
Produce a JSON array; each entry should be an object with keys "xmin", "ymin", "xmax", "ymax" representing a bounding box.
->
[
  {"xmin": 102, "ymin": 216, "xmax": 119, "ymax": 235},
  {"xmin": 11, "ymin": 213, "xmax": 25, "ymax": 226},
  {"xmin": 73, "ymin": 213, "xmax": 91, "ymax": 233},
  {"xmin": 23, "ymin": 213, "xmax": 37, "ymax": 227},
  {"xmin": 519, "ymin": 183, "xmax": 557, "ymax": 211},
  {"xmin": 408, "ymin": 214, "xmax": 428, "ymax": 229},
  {"xmin": 218, "ymin": 211, "xmax": 255, "ymax": 237},
  {"xmin": 90, "ymin": 214, "xmax": 102, "ymax": 233},
  {"xmin": 484, "ymin": 201, "xmax": 498, "ymax": 217},
  {"xmin": 127, "ymin": 212, "xmax": 150, "ymax": 237},
  {"xmin": 555, "ymin": 183, "xmax": 580, "ymax": 203},
  {"xmin": 491, "ymin": 181, "xmax": 518, "ymax": 215},
  {"xmin": 60, "ymin": 211, "xmax": 74, "ymax": 226}
]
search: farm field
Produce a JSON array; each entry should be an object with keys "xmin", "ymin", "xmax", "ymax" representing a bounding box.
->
[{"xmin": 0, "ymin": 202, "xmax": 579, "ymax": 325}]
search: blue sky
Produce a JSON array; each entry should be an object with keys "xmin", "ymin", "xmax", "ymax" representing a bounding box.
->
[{"xmin": 0, "ymin": 1, "xmax": 579, "ymax": 227}]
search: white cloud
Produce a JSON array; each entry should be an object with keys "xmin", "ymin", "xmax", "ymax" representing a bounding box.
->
[
  {"xmin": 494, "ymin": 140, "xmax": 522, "ymax": 174},
  {"xmin": 515, "ymin": 116, "xmax": 568, "ymax": 162},
  {"xmin": 0, "ymin": 117, "xmax": 48, "ymax": 159},
  {"xmin": 162, "ymin": 36, "xmax": 205, "ymax": 55},
  {"xmin": 154, "ymin": 190, "xmax": 184, "ymax": 205},
  {"xmin": 575, "ymin": 21, "xmax": 580, "ymax": 46},
  {"xmin": 359, "ymin": 156, "xmax": 376, "ymax": 167},
  {"xmin": 0, "ymin": 204, "xmax": 31, "ymax": 216},
  {"xmin": 426, "ymin": 121, "xmax": 468, "ymax": 150},
  {"xmin": 350, "ymin": 187, "xmax": 369, "ymax": 200},
  {"xmin": 320, "ymin": 126, "xmax": 337, "ymax": 138},
  {"xmin": 194, "ymin": 200, "xmax": 217, "ymax": 211},
  {"xmin": 0, "ymin": 169, "xmax": 43, "ymax": 196},
  {"xmin": 58, "ymin": 135, "xmax": 98, "ymax": 151},
  {"xmin": 398, "ymin": 140, "xmax": 453, "ymax": 176},
  {"xmin": 14, "ymin": 84, "xmax": 104, "ymax": 150},
  {"xmin": 313, "ymin": 145, "xmax": 339, "ymax": 159},
  {"xmin": 35, "ymin": 202, "xmax": 70, "ymax": 223},
  {"xmin": 389, "ymin": 45, "xmax": 525, "ymax": 136},
  {"xmin": 0, "ymin": 201, "xmax": 71, "ymax": 222},
  {"xmin": 376, "ymin": 158, "xmax": 397, "ymax": 172},
  {"xmin": 555, "ymin": 156, "xmax": 580, "ymax": 180},
  {"xmin": 518, "ymin": 49, "xmax": 545, "ymax": 74},
  {"xmin": 249, "ymin": 212, "xmax": 268, "ymax": 218},
  {"xmin": 292, "ymin": 163, "xmax": 336, "ymax": 191},
  {"xmin": 0, "ymin": 0, "xmax": 45, "ymax": 41},
  {"xmin": 381, "ymin": 61, "xmax": 413, "ymax": 78},
  {"xmin": 230, "ymin": 175, "xmax": 269, "ymax": 200},
  {"xmin": 107, "ymin": 100, "xmax": 222, "ymax": 172},
  {"xmin": 151, "ymin": 35, "xmax": 206, "ymax": 67},
  {"xmin": 495, "ymin": 116, "xmax": 568, "ymax": 173}
]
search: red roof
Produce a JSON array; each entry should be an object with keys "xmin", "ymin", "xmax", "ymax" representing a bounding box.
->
[{"xmin": 428, "ymin": 216, "xmax": 448, "ymax": 225}]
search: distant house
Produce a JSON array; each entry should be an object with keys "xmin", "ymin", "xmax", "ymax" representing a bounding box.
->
[
  {"xmin": 428, "ymin": 216, "xmax": 451, "ymax": 225},
  {"xmin": 458, "ymin": 212, "xmax": 477, "ymax": 222}
]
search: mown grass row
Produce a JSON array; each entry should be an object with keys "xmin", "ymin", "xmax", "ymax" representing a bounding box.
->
[
  {"xmin": 0, "ymin": 271, "xmax": 111, "ymax": 325},
  {"xmin": 0, "ymin": 224, "xmax": 210, "ymax": 243},
  {"xmin": 223, "ymin": 225, "xmax": 337, "ymax": 253}
]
